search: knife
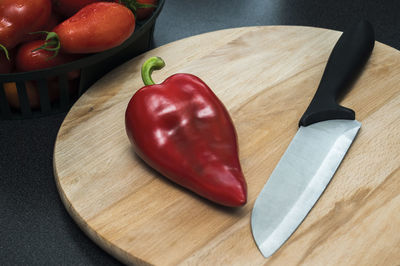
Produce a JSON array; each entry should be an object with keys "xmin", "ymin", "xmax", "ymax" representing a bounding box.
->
[{"xmin": 251, "ymin": 20, "xmax": 375, "ymax": 258}]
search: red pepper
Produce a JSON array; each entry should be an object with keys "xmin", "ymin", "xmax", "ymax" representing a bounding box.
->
[
  {"xmin": 37, "ymin": 2, "xmax": 136, "ymax": 55},
  {"xmin": 125, "ymin": 57, "xmax": 247, "ymax": 207},
  {"xmin": 15, "ymin": 40, "xmax": 80, "ymax": 76},
  {"xmin": 0, "ymin": 0, "xmax": 52, "ymax": 50}
]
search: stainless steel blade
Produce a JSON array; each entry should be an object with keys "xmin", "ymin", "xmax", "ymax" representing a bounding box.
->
[{"xmin": 251, "ymin": 119, "xmax": 361, "ymax": 258}]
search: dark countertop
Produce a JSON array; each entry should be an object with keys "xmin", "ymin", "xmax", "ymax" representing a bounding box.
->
[{"xmin": 1, "ymin": 1, "xmax": 399, "ymax": 265}]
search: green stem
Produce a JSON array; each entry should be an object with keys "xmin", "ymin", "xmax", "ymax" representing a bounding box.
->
[
  {"xmin": 118, "ymin": 0, "xmax": 157, "ymax": 14},
  {"xmin": 31, "ymin": 31, "xmax": 61, "ymax": 58},
  {"xmin": 141, "ymin": 57, "xmax": 165, "ymax": 85},
  {"xmin": 0, "ymin": 44, "xmax": 10, "ymax": 60},
  {"xmin": 135, "ymin": 3, "xmax": 157, "ymax": 8}
]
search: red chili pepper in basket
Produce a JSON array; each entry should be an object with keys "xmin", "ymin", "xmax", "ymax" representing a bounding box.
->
[
  {"xmin": 0, "ymin": 0, "xmax": 52, "ymax": 50},
  {"xmin": 15, "ymin": 40, "xmax": 80, "ymax": 77},
  {"xmin": 125, "ymin": 57, "xmax": 247, "ymax": 207},
  {"xmin": 37, "ymin": 2, "xmax": 135, "ymax": 55}
]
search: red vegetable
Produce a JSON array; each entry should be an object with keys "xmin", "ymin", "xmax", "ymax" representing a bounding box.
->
[
  {"xmin": 21, "ymin": 13, "xmax": 62, "ymax": 43},
  {"xmin": 52, "ymin": 0, "xmax": 104, "ymax": 18},
  {"xmin": 125, "ymin": 57, "xmax": 247, "ymax": 207},
  {"xmin": 3, "ymin": 40, "xmax": 81, "ymax": 109},
  {"xmin": 117, "ymin": 0, "xmax": 157, "ymax": 20},
  {"xmin": 39, "ymin": 2, "xmax": 136, "ymax": 55},
  {"xmin": 0, "ymin": 0, "xmax": 52, "ymax": 50},
  {"xmin": 0, "ymin": 57, "xmax": 11, "ymax": 74},
  {"xmin": 16, "ymin": 40, "xmax": 80, "ymax": 79}
]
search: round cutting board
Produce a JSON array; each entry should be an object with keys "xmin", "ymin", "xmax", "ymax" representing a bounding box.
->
[{"xmin": 54, "ymin": 26, "xmax": 400, "ymax": 265}]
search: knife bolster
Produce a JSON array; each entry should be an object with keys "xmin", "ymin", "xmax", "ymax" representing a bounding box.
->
[{"xmin": 299, "ymin": 100, "xmax": 355, "ymax": 127}]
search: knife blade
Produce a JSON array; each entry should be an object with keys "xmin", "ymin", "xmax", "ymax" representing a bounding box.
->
[{"xmin": 251, "ymin": 20, "xmax": 375, "ymax": 258}]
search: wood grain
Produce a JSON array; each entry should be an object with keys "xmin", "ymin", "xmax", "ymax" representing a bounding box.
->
[{"xmin": 53, "ymin": 26, "xmax": 400, "ymax": 265}]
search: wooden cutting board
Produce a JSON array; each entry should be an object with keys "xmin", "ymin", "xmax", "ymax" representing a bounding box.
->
[{"xmin": 53, "ymin": 26, "xmax": 400, "ymax": 265}]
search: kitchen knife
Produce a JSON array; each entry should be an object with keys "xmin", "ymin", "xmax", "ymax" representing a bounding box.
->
[{"xmin": 251, "ymin": 20, "xmax": 375, "ymax": 258}]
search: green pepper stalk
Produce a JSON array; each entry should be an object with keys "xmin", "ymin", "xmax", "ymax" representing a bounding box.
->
[
  {"xmin": 141, "ymin": 56, "xmax": 165, "ymax": 86},
  {"xmin": 0, "ymin": 44, "xmax": 10, "ymax": 60},
  {"xmin": 118, "ymin": 0, "xmax": 157, "ymax": 15},
  {"xmin": 30, "ymin": 31, "xmax": 61, "ymax": 59}
]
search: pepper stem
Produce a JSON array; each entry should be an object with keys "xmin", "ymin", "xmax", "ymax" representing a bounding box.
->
[
  {"xmin": 0, "ymin": 44, "xmax": 10, "ymax": 60},
  {"xmin": 141, "ymin": 57, "xmax": 165, "ymax": 86},
  {"xmin": 31, "ymin": 31, "xmax": 61, "ymax": 59},
  {"xmin": 118, "ymin": 0, "xmax": 157, "ymax": 15}
]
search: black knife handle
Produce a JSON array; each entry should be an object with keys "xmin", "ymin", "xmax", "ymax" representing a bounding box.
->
[{"xmin": 299, "ymin": 20, "xmax": 375, "ymax": 127}]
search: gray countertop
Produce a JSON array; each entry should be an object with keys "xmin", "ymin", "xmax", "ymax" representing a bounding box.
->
[{"xmin": 1, "ymin": 0, "xmax": 399, "ymax": 265}]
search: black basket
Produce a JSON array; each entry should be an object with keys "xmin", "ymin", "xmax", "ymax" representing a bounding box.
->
[{"xmin": 0, "ymin": 0, "xmax": 164, "ymax": 120}]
